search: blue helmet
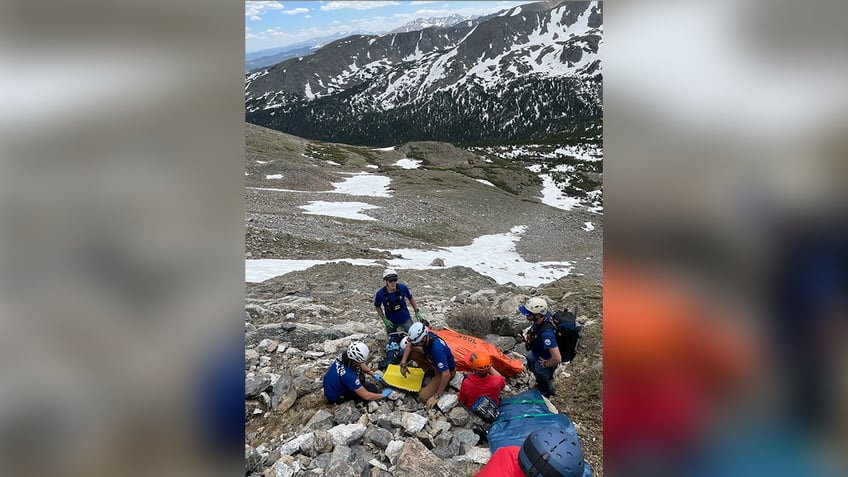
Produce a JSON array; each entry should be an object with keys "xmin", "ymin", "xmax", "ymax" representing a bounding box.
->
[{"xmin": 518, "ymin": 426, "xmax": 585, "ymax": 477}]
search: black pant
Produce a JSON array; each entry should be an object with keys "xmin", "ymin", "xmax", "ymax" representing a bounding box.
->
[{"xmin": 329, "ymin": 380, "xmax": 380, "ymax": 404}]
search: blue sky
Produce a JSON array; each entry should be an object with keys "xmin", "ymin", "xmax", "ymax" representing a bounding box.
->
[{"xmin": 245, "ymin": 1, "xmax": 531, "ymax": 53}]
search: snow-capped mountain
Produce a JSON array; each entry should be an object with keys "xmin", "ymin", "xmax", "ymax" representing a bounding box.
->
[
  {"xmin": 387, "ymin": 14, "xmax": 476, "ymax": 34},
  {"xmin": 245, "ymin": 1, "xmax": 602, "ymax": 146}
]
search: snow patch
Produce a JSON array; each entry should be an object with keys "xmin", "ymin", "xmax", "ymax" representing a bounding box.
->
[
  {"xmin": 300, "ymin": 201, "xmax": 380, "ymax": 221},
  {"xmin": 331, "ymin": 172, "xmax": 392, "ymax": 197},
  {"xmin": 246, "ymin": 225, "xmax": 572, "ymax": 286},
  {"xmin": 393, "ymin": 158, "xmax": 422, "ymax": 170}
]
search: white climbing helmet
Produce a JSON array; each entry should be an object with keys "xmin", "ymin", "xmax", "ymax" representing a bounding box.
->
[
  {"xmin": 347, "ymin": 341, "xmax": 370, "ymax": 363},
  {"xmin": 408, "ymin": 322, "xmax": 428, "ymax": 344},
  {"xmin": 383, "ymin": 268, "xmax": 399, "ymax": 281},
  {"xmin": 400, "ymin": 336, "xmax": 410, "ymax": 350},
  {"xmin": 519, "ymin": 297, "xmax": 549, "ymax": 316}
]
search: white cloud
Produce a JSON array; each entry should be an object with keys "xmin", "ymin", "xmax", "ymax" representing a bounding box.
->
[
  {"xmin": 249, "ymin": 15, "xmax": 262, "ymax": 21},
  {"xmin": 283, "ymin": 8, "xmax": 309, "ymax": 15},
  {"xmin": 320, "ymin": 1, "xmax": 399, "ymax": 12},
  {"xmin": 245, "ymin": 1, "xmax": 285, "ymax": 17}
]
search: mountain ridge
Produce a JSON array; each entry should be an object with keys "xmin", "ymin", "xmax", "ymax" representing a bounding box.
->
[{"xmin": 245, "ymin": 1, "xmax": 602, "ymax": 146}]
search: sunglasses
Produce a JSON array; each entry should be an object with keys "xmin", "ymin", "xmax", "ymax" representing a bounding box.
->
[{"xmin": 386, "ymin": 278, "xmax": 398, "ymax": 283}]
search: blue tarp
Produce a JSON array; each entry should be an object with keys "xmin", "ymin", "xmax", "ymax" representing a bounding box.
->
[{"xmin": 488, "ymin": 389, "xmax": 593, "ymax": 477}]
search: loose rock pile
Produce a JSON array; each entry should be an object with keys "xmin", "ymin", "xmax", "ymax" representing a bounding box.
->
[{"xmin": 243, "ymin": 317, "xmax": 570, "ymax": 476}]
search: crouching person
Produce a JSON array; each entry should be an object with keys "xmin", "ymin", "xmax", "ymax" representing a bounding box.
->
[
  {"xmin": 323, "ymin": 341, "xmax": 391, "ymax": 404},
  {"xmin": 400, "ymin": 322, "xmax": 456, "ymax": 409}
]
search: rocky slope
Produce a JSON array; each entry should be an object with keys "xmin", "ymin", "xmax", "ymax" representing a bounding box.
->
[{"xmin": 244, "ymin": 123, "xmax": 603, "ymax": 475}]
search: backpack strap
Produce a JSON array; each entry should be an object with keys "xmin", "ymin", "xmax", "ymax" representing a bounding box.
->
[{"xmin": 530, "ymin": 320, "xmax": 554, "ymax": 342}]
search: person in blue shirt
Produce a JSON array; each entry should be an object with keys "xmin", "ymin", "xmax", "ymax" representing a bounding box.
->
[
  {"xmin": 399, "ymin": 322, "xmax": 457, "ymax": 409},
  {"xmin": 323, "ymin": 341, "xmax": 391, "ymax": 404},
  {"xmin": 374, "ymin": 269, "xmax": 421, "ymax": 335},
  {"xmin": 520, "ymin": 297, "xmax": 562, "ymax": 397}
]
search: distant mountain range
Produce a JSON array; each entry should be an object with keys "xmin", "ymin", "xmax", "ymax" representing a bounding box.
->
[
  {"xmin": 387, "ymin": 13, "xmax": 476, "ymax": 34},
  {"xmin": 245, "ymin": 1, "xmax": 602, "ymax": 146},
  {"xmin": 246, "ymin": 32, "xmax": 372, "ymax": 72}
]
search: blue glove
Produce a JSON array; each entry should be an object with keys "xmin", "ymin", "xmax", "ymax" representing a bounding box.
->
[
  {"xmin": 373, "ymin": 372, "xmax": 383, "ymax": 382},
  {"xmin": 415, "ymin": 310, "xmax": 423, "ymax": 321},
  {"xmin": 382, "ymin": 388, "xmax": 392, "ymax": 398}
]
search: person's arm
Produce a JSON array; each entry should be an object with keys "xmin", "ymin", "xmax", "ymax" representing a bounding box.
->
[
  {"xmin": 353, "ymin": 385, "xmax": 385, "ymax": 401},
  {"xmin": 458, "ymin": 380, "xmax": 469, "ymax": 407},
  {"xmin": 409, "ymin": 296, "xmax": 419, "ymax": 313},
  {"xmin": 541, "ymin": 345, "xmax": 562, "ymax": 368},
  {"xmin": 359, "ymin": 362, "xmax": 375, "ymax": 376},
  {"xmin": 489, "ymin": 366, "xmax": 502, "ymax": 377},
  {"xmin": 399, "ymin": 344, "xmax": 412, "ymax": 376},
  {"xmin": 434, "ymin": 369, "xmax": 451, "ymax": 398}
]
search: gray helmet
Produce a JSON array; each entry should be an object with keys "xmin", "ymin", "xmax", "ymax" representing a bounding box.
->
[{"xmin": 518, "ymin": 426, "xmax": 585, "ymax": 477}]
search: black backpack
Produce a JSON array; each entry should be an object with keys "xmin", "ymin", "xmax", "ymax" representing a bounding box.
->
[{"xmin": 533, "ymin": 306, "xmax": 583, "ymax": 363}]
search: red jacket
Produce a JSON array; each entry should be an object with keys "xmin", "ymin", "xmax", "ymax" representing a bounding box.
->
[
  {"xmin": 459, "ymin": 372, "xmax": 506, "ymax": 408},
  {"xmin": 475, "ymin": 446, "xmax": 523, "ymax": 477}
]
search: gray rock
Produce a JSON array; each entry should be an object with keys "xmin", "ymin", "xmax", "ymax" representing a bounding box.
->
[
  {"xmin": 368, "ymin": 458, "xmax": 388, "ymax": 471},
  {"xmin": 324, "ymin": 445, "xmax": 356, "ymax": 477},
  {"xmin": 385, "ymin": 440, "xmax": 404, "ymax": 465},
  {"xmin": 430, "ymin": 419, "xmax": 451, "ymax": 435},
  {"xmin": 322, "ymin": 334, "xmax": 367, "ymax": 355},
  {"xmin": 260, "ymin": 392, "xmax": 272, "ymax": 408},
  {"xmin": 484, "ymin": 334, "xmax": 517, "ymax": 351},
  {"xmin": 432, "ymin": 437, "xmax": 461, "ymax": 459},
  {"xmin": 328, "ymin": 422, "xmax": 366, "ymax": 447},
  {"xmin": 278, "ymin": 432, "xmax": 314, "ymax": 456},
  {"xmin": 436, "ymin": 393, "xmax": 458, "ymax": 412},
  {"xmin": 457, "ymin": 446, "xmax": 492, "ymax": 464},
  {"xmin": 246, "ymin": 373, "xmax": 271, "ymax": 398},
  {"xmin": 304, "ymin": 409, "xmax": 334, "ymax": 431},
  {"xmin": 265, "ymin": 339, "xmax": 280, "ymax": 354},
  {"xmin": 454, "ymin": 428, "xmax": 480, "ymax": 452},
  {"xmin": 447, "ymin": 406, "xmax": 469, "ymax": 426},
  {"xmin": 395, "ymin": 438, "xmax": 464, "ymax": 477},
  {"xmin": 401, "ymin": 412, "xmax": 428, "ymax": 434},
  {"xmin": 264, "ymin": 456, "xmax": 300, "ymax": 477},
  {"xmin": 430, "ymin": 257, "xmax": 445, "ymax": 267},
  {"xmin": 246, "ymin": 348, "xmax": 260, "ymax": 363},
  {"xmin": 292, "ymin": 375, "xmax": 321, "ymax": 397},
  {"xmin": 363, "ymin": 427, "xmax": 393, "ymax": 450},
  {"xmin": 270, "ymin": 371, "xmax": 294, "ymax": 409},
  {"xmin": 306, "ymin": 429, "xmax": 334, "ymax": 457},
  {"xmin": 415, "ymin": 431, "xmax": 435, "ymax": 450},
  {"xmin": 449, "ymin": 373, "xmax": 464, "ymax": 390},
  {"xmin": 434, "ymin": 430, "xmax": 453, "ymax": 448},
  {"xmin": 306, "ymin": 452, "xmax": 331, "ymax": 470},
  {"xmin": 334, "ymin": 400, "xmax": 361, "ymax": 424},
  {"xmin": 245, "ymin": 445, "xmax": 264, "ymax": 474}
]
